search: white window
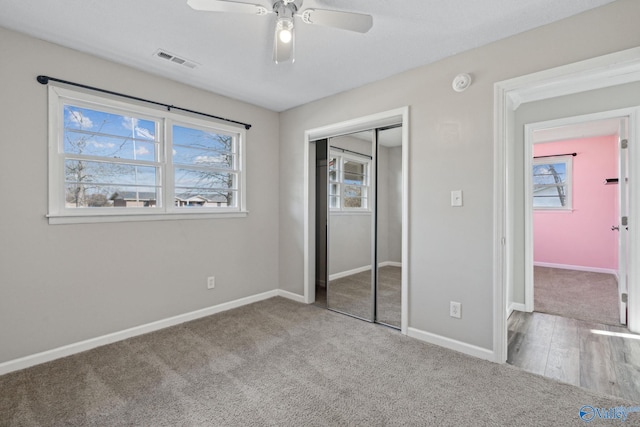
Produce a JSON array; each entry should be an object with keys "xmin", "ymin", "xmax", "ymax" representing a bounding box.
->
[
  {"xmin": 329, "ymin": 150, "xmax": 370, "ymax": 211},
  {"xmin": 48, "ymin": 86, "xmax": 246, "ymax": 224},
  {"xmin": 532, "ymin": 155, "xmax": 572, "ymax": 210}
]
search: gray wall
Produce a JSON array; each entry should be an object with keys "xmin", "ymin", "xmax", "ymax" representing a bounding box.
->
[
  {"xmin": 279, "ymin": 0, "xmax": 640, "ymax": 350},
  {"xmin": 329, "ymin": 214, "xmax": 372, "ymax": 275},
  {"xmin": 0, "ymin": 27, "xmax": 280, "ymax": 363},
  {"xmin": 376, "ymin": 145, "xmax": 402, "ymax": 265},
  {"xmin": 377, "ymin": 145, "xmax": 390, "ymax": 265}
]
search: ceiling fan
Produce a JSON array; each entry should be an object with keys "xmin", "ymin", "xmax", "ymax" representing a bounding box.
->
[{"xmin": 187, "ymin": 0, "xmax": 373, "ymax": 63}]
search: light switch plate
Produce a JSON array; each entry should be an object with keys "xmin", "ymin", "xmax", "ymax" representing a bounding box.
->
[{"xmin": 451, "ymin": 190, "xmax": 463, "ymax": 207}]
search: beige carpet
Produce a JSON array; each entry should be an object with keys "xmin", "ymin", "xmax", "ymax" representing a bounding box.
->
[
  {"xmin": 1, "ymin": 297, "xmax": 637, "ymax": 426},
  {"xmin": 534, "ymin": 266, "xmax": 621, "ymax": 326}
]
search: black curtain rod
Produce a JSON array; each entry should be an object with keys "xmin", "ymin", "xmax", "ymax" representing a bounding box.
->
[
  {"xmin": 533, "ymin": 152, "xmax": 577, "ymax": 159},
  {"xmin": 36, "ymin": 75, "xmax": 252, "ymax": 130}
]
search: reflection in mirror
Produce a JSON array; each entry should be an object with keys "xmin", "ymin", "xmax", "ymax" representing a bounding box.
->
[
  {"xmin": 327, "ymin": 131, "xmax": 374, "ymax": 321},
  {"xmin": 375, "ymin": 126, "xmax": 402, "ymax": 328},
  {"xmin": 314, "ymin": 139, "xmax": 328, "ymax": 308}
]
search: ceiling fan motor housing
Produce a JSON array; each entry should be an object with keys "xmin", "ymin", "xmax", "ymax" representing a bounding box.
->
[{"xmin": 273, "ymin": 0, "xmax": 298, "ymax": 16}]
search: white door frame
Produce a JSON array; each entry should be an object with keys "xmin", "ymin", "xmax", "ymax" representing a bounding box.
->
[
  {"xmin": 494, "ymin": 47, "xmax": 640, "ymax": 363},
  {"xmin": 303, "ymin": 107, "xmax": 410, "ymax": 334},
  {"xmin": 523, "ymin": 111, "xmax": 637, "ymax": 318}
]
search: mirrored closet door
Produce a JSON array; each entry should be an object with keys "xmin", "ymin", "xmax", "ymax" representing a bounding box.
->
[
  {"xmin": 314, "ymin": 126, "xmax": 402, "ymax": 329},
  {"xmin": 374, "ymin": 127, "xmax": 403, "ymax": 328}
]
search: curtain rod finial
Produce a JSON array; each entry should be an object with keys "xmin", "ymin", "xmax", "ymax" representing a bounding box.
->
[{"xmin": 37, "ymin": 75, "xmax": 49, "ymax": 84}]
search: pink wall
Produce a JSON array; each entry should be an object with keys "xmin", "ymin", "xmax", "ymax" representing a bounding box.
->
[{"xmin": 533, "ymin": 135, "xmax": 618, "ymax": 271}]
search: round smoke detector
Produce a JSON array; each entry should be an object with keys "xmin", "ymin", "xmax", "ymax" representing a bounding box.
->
[{"xmin": 452, "ymin": 73, "xmax": 472, "ymax": 92}]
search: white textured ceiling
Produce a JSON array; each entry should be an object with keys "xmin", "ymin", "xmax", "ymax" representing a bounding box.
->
[{"xmin": 0, "ymin": 0, "xmax": 616, "ymax": 112}]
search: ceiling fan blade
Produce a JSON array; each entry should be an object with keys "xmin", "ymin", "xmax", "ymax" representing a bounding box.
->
[
  {"xmin": 299, "ymin": 9, "xmax": 373, "ymax": 33},
  {"xmin": 187, "ymin": 0, "xmax": 269, "ymax": 15},
  {"xmin": 273, "ymin": 27, "xmax": 294, "ymax": 64}
]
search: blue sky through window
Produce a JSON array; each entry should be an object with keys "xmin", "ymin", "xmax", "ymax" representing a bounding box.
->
[{"xmin": 64, "ymin": 105, "xmax": 157, "ymax": 162}]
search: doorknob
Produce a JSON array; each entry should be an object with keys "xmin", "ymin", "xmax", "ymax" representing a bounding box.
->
[{"xmin": 611, "ymin": 225, "xmax": 620, "ymax": 231}]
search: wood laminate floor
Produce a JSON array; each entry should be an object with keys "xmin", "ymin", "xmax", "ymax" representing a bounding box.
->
[{"xmin": 508, "ymin": 310, "xmax": 640, "ymax": 403}]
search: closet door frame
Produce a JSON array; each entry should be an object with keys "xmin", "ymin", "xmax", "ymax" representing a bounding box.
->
[{"xmin": 303, "ymin": 107, "xmax": 409, "ymax": 334}]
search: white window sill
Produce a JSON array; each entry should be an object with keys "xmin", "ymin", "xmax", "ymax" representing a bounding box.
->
[{"xmin": 47, "ymin": 210, "xmax": 249, "ymax": 225}]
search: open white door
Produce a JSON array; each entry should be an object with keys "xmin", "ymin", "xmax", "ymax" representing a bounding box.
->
[{"xmin": 617, "ymin": 117, "xmax": 629, "ymax": 325}]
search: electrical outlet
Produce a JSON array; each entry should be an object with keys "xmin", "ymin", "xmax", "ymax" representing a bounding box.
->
[
  {"xmin": 450, "ymin": 301, "xmax": 461, "ymax": 319},
  {"xmin": 207, "ymin": 276, "xmax": 215, "ymax": 289}
]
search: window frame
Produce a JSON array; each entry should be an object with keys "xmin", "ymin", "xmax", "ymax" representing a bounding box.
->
[
  {"xmin": 329, "ymin": 149, "xmax": 371, "ymax": 213},
  {"xmin": 532, "ymin": 155, "xmax": 573, "ymax": 211},
  {"xmin": 47, "ymin": 85, "xmax": 247, "ymax": 224}
]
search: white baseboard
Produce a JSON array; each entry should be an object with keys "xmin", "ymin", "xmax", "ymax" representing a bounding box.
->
[
  {"xmin": 329, "ymin": 265, "xmax": 371, "ymax": 281},
  {"xmin": 379, "ymin": 261, "xmax": 402, "ymax": 268},
  {"xmin": 507, "ymin": 302, "xmax": 527, "ymax": 318},
  {"xmin": 0, "ymin": 289, "xmax": 283, "ymax": 376},
  {"xmin": 534, "ymin": 262, "xmax": 617, "ymax": 276},
  {"xmin": 329, "ymin": 262, "xmax": 402, "ymax": 281},
  {"xmin": 277, "ymin": 289, "xmax": 306, "ymax": 304},
  {"xmin": 407, "ymin": 327, "xmax": 496, "ymax": 362}
]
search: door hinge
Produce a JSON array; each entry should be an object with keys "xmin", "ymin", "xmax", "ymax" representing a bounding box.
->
[
  {"xmin": 622, "ymin": 216, "xmax": 628, "ymax": 226},
  {"xmin": 621, "ymin": 139, "xmax": 628, "ymax": 149},
  {"xmin": 622, "ymin": 293, "xmax": 628, "ymax": 303}
]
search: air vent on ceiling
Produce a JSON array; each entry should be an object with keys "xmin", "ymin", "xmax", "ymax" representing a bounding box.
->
[{"xmin": 154, "ymin": 49, "xmax": 198, "ymax": 69}]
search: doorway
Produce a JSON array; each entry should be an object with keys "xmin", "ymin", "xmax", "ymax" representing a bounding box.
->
[
  {"xmin": 303, "ymin": 107, "xmax": 409, "ymax": 333},
  {"xmin": 494, "ymin": 48, "xmax": 640, "ymax": 364},
  {"xmin": 523, "ymin": 114, "xmax": 629, "ymax": 327},
  {"xmin": 506, "ymin": 109, "xmax": 640, "ymax": 399}
]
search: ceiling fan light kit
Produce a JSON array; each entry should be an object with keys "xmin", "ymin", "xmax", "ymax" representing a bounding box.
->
[
  {"xmin": 187, "ymin": 0, "xmax": 373, "ymax": 64},
  {"xmin": 277, "ymin": 19, "xmax": 293, "ymax": 43}
]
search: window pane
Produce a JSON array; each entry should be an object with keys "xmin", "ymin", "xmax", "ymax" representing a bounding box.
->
[
  {"xmin": 64, "ymin": 106, "xmax": 156, "ymax": 141},
  {"xmin": 173, "ymin": 125, "xmax": 240, "ymax": 210},
  {"xmin": 329, "ymin": 157, "xmax": 338, "ymax": 171},
  {"xmin": 64, "ymin": 131, "xmax": 156, "ymax": 161},
  {"xmin": 174, "ymin": 168, "xmax": 236, "ymax": 191},
  {"xmin": 329, "ymin": 184, "xmax": 339, "ymax": 196},
  {"xmin": 173, "ymin": 125, "xmax": 235, "ymax": 153},
  {"xmin": 65, "ymin": 185, "xmax": 158, "ymax": 208},
  {"xmin": 533, "ymin": 185, "xmax": 567, "ymax": 208},
  {"xmin": 65, "ymin": 160, "xmax": 157, "ymax": 186},
  {"xmin": 533, "ymin": 161, "xmax": 568, "ymax": 208},
  {"xmin": 344, "ymin": 161, "xmax": 365, "ymax": 184},
  {"xmin": 330, "ymin": 196, "xmax": 340, "ymax": 209},
  {"xmin": 175, "ymin": 189, "xmax": 235, "ymax": 208},
  {"xmin": 533, "ymin": 163, "xmax": 566, "ymax": 186},
  {"xmin": 344, "ymin": 185, "xmax": 363, "ymax": 198},
  {"xmin": 173, "ymin": 146, "xmax": 234, "ymax": 169},
  {"xmin": 344, "ymin": 197, "xmax": 365, "ymax": 208}
]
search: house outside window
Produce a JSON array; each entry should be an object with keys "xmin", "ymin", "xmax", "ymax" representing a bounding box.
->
[
  {"xmin": 329, "ymin": 150, "xmax": 370, "ymax": 211},
  {"xmin": 532, "ymin": 155, "xmax": 573, "ymax": 210},
  {"xmin": 48, "ymin": 86, "xmax": 246, "ymax": 223}
]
